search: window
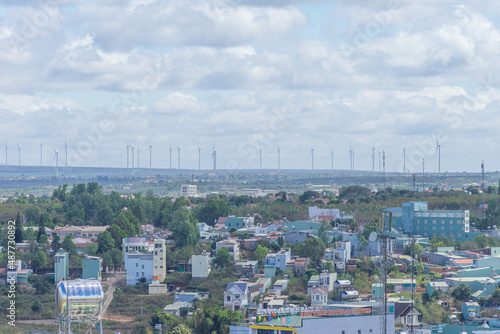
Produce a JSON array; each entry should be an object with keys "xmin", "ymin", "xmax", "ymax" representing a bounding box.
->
[
  {"xmin": 227, "ymin": 295, "xmax": 231, "ymax": 301},
  {"xmin": 235, "ymin": 294, "xmax": 240, "ymax": 299},
  {"xmin": 155, "ymin": 251, "xmax": 157, "ymax": 255},
  {"xmin": 136, "ymin": 272, "xmax": 139, "ymax": 277},
  {"xmin": 142, "ymin": 272, "xmax": 144, "ymax": 276},
  {"xmin": 155, "ymin": 266, "xmax": 157, "ymax": 269},
  {"xmin": 432, "ymin": 220, "xmax": 436, "ymax": 224},
  {"xmin": 136, "ymin": 263, "xmax": 138, "ymax": 267},
  {"xmin": 358, "ymin": 330, "xmax": 361, "ymax": 334},
  {"xmin": 342, "ymin": 331, "xmax": 345, "ymax": 334},
  {"xmin": 142, "ymin": 264, "xmax": 144, "ymax": 269}
]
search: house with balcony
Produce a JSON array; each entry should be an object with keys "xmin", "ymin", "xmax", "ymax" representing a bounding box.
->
[
  {"xmin": 216, "ymin": 239, "xmax": 240, "ymax": 261},
  {"xmin": 224, "ymin": 282, "xmax": 250, "ymax": 311},
  {"xmin": 265, "ymin": 249, "xmax": 291, "ymax": 272}
]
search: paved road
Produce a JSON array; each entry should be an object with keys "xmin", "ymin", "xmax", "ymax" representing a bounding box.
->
[{"xmin": 102, "ymin": 274, "xmax": 126, "ymax": 317}]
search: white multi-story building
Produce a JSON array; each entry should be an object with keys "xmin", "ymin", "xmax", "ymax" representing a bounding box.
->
[
  {"xmin": 308, "ymin": 206, "xmax": 353, "ymax": 220},
  {"xmin": 216, "ymin": 239, "xmax": 240, "ymax": 261},
  {"xmin": 181, "ymin": 184, "xmax": 198, "ymax": 197},
  {"xmin": 153, "ymin": 239, "xmax": 166, "ymax": 282},
  {"xmin": 122, "ymin": 237, "xmax": 154, "ymax": 259},
  {"xmin": 125, "ymin": 253, "xmax": 154, "ymax": 285},
  {"xmin": 324, "ymin": 240, "xmax": 351, "ymax": 270},
  {"xmin": 192, "ymin": 251, "xmax": 211, "ymax": 279},
  {"xmin": 224, "ymin": 282, "xmax": 250, "ymax": 311},
  {"xmin": 265, "ymin": 249, "xmax": 291, "ymax": 272}
]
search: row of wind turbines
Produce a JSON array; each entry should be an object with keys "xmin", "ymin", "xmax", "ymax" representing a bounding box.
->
[{"xmin": 4, "ymin": 141, "xmax": 68, "ymax": 175}]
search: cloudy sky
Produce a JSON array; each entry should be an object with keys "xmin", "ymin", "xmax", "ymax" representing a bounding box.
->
[{"xmin": 1, "ymin": 0, "xmax": 499, "ymax": 172}]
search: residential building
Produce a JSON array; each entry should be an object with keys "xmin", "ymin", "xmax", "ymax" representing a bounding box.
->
[
  {"xmin": 125, "ymin": 253, "xmax": 154, "ymax": 285},
  {"xmin": 308, "ymin": 206, "xmax": 353, "ymax": 220},
  {"xmin": 153, "ymin": 239, "xmax": 166, "ymax": 283},
  {"xmin": 255, "ymin": 277, "xmax": 272, "ymax": 293},
  {"xmin": 324, "ymin": 241, "xmax": 351, "ymax": 270},
  {"xmin": 311, "ymin": 286, "xmax": 328, "ymax": 306},
  {"xmin": 225, "ymin": 216, "xmax": 254, "ymax": 229},
  {"xmin": 284, "ymin": 231, "xmax": 313, "ymax": 244},
  {"xmin": 82, "ymin": 255, "xmax": 102, "ymax": 280},
  {"xmin": 273, "ymin": 279, "xmax": 289, "ymax": 292},
  {"xmin": 181, "ymin": 184, "xmax": 198, "ymax": 197},
  {"xmin": 307, "ymin": 272, "xmax": 337, "ymax": 293},
  {"xmin": 394, "ymin": 301, "xmax": 420, "ymax": 327},
  {"xmin": 265, "ymin": 249, "xmax": 291, "ymax": 272},
  {"xmin": 163, "ymin": 301, "xmax": 191, "ymax": 315},
  {"xmin": 54, "ymin": 250, "xmax": 69, "ymax": 283},
  {"xmin": 372, "ymin": 283, "xmax": 384, "ymax": 300},
  {"xmin": 122, "ymin": 237, "xmax": 154, "ymax": 260},
  {"xmin": 264, "ymin": 264, "xmax": 276, "ymax": 278},
  {"xmin": 54, "ymin": 225, "xmax": 109, "ymax": 240},
  {"xmin": 216, "ymin": 239, "xmax": 240, "ymax": 260},
  {"xmin": 462, "ymin": 301, "xmax": 480, "ymax": 320},
  {"xmin": 426, "ymin": 281, "xmax": 449, "ymax": 296},
  {"xmin": 192, "ymin": 251, "xmax": 211, "ymax": 279},
  {"xmin": 387, "ymin": 279, "xmax": 416, "ymax": 293},
  {"xmin": 384, "ymin": 201, "xmax": 482, "ymax": 241},
  {"xmin": 283, "ymin": 221, "xmax": 322, "ymax": 234},
  {"xmin": 225, "ymin": 281, "xmax": 250, "ymax": 311},
  {"xmin": 235, "ymin": 260, "xmax": 259, "ymax": 277}
]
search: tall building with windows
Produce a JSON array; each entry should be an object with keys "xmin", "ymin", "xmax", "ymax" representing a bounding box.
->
[
  {"xmin": 385, "ymin": 201, "xmax": 480, "ymax": 241},
  {"xmin": 54, "ymin": 250, "xmax": 69, "ymax": 284},
  {"xmin": 153, "ymin": 239, "xmax": 166, "ymax": 283},
  {"xmin": 181, "ymin": 184, "xmax": 197, "ymax": 197}
]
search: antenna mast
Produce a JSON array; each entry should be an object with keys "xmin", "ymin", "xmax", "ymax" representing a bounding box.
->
[
  {"xmin": 403, "ymin": 146, "xmax": 406, "ymax": 173},
  {"xmin": 383, "ymin": 151, "xmax": 386, "ymax": 189}
]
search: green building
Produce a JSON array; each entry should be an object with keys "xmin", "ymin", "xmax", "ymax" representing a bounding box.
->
[
  {"xmin": 385, "ymin": 201, "xmax": 482, "ymax": 241},
  {"xmin": 54, "ymin": 250, "xmax": 69, "ymax": 284},
  {"xmin": 82, "ymin": 255, "xmax": 102, "ymax": 280},
  {"xmin": 372, "ymin": 283, "xmax": 384, "ymax": 300}
]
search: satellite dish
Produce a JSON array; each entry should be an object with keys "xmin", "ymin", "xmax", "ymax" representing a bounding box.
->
[{"xmin": 369, "ymin": 231, "xmax": 377, "ymax": 242}]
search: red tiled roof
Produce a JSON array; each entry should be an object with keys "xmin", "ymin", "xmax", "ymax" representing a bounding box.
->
[{"xmin": 454, "ymin": 259, "xmax": 473, "ymax": 264}]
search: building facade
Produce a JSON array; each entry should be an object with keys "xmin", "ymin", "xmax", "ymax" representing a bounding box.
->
[
  {"xmin": 181, "ymin": 184, "xmax": 198, "ymax": 197},
  {"xmin": 385, "ymin": 201, "xmax": 476, "ymax": 240},
  {"xmin": 192, "ymin": 251, "xmax": 211, "ymax": 279},
  {"xmin": 54, "ymin": 250, "xmax": 69, "ymax": 283},
  {"xmin": 216, "ymin": 240, "xmax": 240, "ymax": 260},
  {"xmin": 122, "ymin": 237, "xmax": 154, "ymax": 259},
  {"xmin": 82, "ymin": 255, "xmax": 102, "ymax": 280},
  {"xmin": 125, "ymin": 253, "xmax": 154, "ymax": 285},
  {"xmin": 265, "ymin": 249, "xmax": 291, "ymax": 272},
  {"xmin": 153, "ymin": 239, "xmax": 166, "ymax": 283},
  {"xmin": 225, "ymin": 282, "xmax": 250, "ymax": 311}
]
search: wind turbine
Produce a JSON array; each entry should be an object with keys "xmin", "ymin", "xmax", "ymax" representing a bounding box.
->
[
  {"xmin": 211, "ymin": 146, "xmax": 217, "ymax": 171},
  {"xmin": 331, "ymin": 148, "xmax": 334, "ymax": 170},
  {"xmin": 40, "ymin": 141, "xmax": 43, "ymax": 166},
  {"xmin": 137, "ymin": 146, "xmax": 140, "ymax": 169},
  {"xmin": 198, "ymin": 145, "xmax": 201, "ymax": 170},
  {"xmin": 17, "ymin": 144, "xmax": 21, "ymax": 166},
  {"xmin": 378, "ymin": 150, "xmax": 381, "ymax": 172},
  {"xmin": 176, "ymin": 146, "xmax": 180, "ymax": 169},
  {"xmin": 435, "ymin": 137, "xmax": 441, "ymax": 173},
  {"xmin": 149, "ymin": 145, "xmax": 152, "ymax": 170},
  {"xmin": 403, "ymin": 146, "xmax": 406, "ymax": 173},
  {"xmin": 277, "ymin": 146, "xmax": 281, "ymax": 170},
  {"xmin": 131, "ymin": 145, "xmax": 135, "ymax": 174},
  {"xmin": 169, "ymin": 143, "xmax": 172, "ymax": 170},
  {"xmin": 4, "ymin": 141, "xmax": 7, "ymax": 170},
  {"xmin": 126, "ymin": 144, "xmax": 130, "ymax": 172},
  {"xmin": 54, "ymin": 149, "xmax": 59, "ymax": 177},
  {"xmin": 310, "ymin": 148, "xmax": 314, "ymax": 170},
  {"xmin": 372, "ymin": 146, "xmax": 375, "ymax": 172},
  {"xmin": 259, "ymin": 147, "xmax": 262, "ymax": 170},
  {"xmin": 64, "ymin": 140, "xmax": 68, "ymax": 167},
  {"xmin": 349, "ymin": 145, "xmax": 354, "ymax": 170}
]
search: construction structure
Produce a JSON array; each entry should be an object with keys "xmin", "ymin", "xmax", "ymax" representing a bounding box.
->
[{"xmin": 55, "ymin": 279, "xmax": 104, "ymax": 334}]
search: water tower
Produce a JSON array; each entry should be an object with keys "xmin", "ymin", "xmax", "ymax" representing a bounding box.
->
[{"xmin": 55, "ymin": 279, "xmax": 104, "ymax": 334}]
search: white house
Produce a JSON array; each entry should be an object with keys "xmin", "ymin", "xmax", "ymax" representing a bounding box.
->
[
  {"xmin": 125, "ymin": 253, "xmax": 154, "ymax": 285},
  {"xmin": 265, "ymin": 249, "xmax": 291, "ymax": 272},
  {"xmin": 122, "ymin": 237, "xmax": 154, "ymax": 260},
  {"xmin": 394, "ymin": 301, "xmax": 420, "ymax": 326},
  {"xmin": 216, "ymin": 239, "xmax": 240, "ymax": 261},
  {"xmin": 192, "ymin": 251, "xmax": 211, "ymax": 279},
  {"xmin": 307, "ymin": 272, "xmax": 337, "ymax": 293},
  {"xmin": 311, "ymin": 286, "xmax": 328, "ymax": 306},
  {"xmin": 224, "ymin": 282, "xmax": 250, "ymax": 311},
  {"xmin": 324, "ymin": 241, "xmax": 351, "ymax": 270}
]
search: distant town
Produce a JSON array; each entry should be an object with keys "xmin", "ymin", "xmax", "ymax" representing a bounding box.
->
[{"xmin": 2, "ymin": 178, "xmax": 500, "ymax": 334}]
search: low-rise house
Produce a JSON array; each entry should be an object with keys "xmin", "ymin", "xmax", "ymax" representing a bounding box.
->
[
  {"xmin": 264, "ymin": 265, "xmax": 276, "ymax": 278},
  {"xmin": 216, "ymin": 239, "xmax": 240, "ymax": 261},
  {"xmin": 265, "ymin": 249, "xmax": 291, "ymax": 272},
  {"xmin": 225, "ymin": 282, "xmax": 250, "ymax": 311},
  {"xmin": 284, "ymin": 231, "xmax": 314, "ymax": 244},
  {"xmin": 191, "ymin": 251, "xmax": 211, "ymax": 279},
  {"xmin": 311, "ymin": 286, "xmax": 328, "ymax": 306},
  {"xmin": 471, "ymin": 289, "xmax": 489, "ymax": 302},
  {"xmin": 225, "ymin": 216, "xmax": 254, "ymax": 229},
  {"xmin": 235, "ymin": 260, "xmax": 259, "ymax": 278},
  {"xmin": 324, "ymin": 241, "xmax": 351, "ymax": 270},
  {"xmin": 394, "ymin": 301, "xmax": 420, "ymax": 326},
  {"xmin": 307, "ymin": 272, "xmax": 337, "ymax": 293},
  {"xmin": 55, "ymin": 225, "xmax": 109, "ymax": 240},
  {"xmin": 82, "ymin": 255, "xmax": 102, "ymax": 280},
  {"xmin": 163, "ymin": 301, "xmax": 191, "ymax": 315},
  {"xmin": 462, "ymin": 301, "xmax": 480, "ymax": 320},
  {"xmin": 255, "ymin": 277, "xmax": 272, "ymax": 293},
  {"xmin": 387, "ymin": 279, "xmax": 416, "ymax": 293},
  {"xmin": 273, "ymin": 279, "xmax": 289, "ymax": 292},
  {"xmin": 426, "ymin": 282, "xmax": 449, "ymax": 296}
]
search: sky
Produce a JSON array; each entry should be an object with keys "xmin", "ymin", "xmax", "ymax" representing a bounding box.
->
[{"xmin": 1, "ymin": 0, "xmax": 500, "ymax": 173}]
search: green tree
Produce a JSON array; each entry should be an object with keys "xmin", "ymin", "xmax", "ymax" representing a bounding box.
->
[
  {"xmin": 96, "ymin": 206, "xmax": 114, "ymax": 224},
  {"xmin": 171, "ymin": 324, "xmax": 192, "ymax": 334},
  {"xmin": 197, "ymin": 194, "xmax": 230, "ymax": 226},
  {"xmin": 37, "ymin": 213, "xmax": 47, "ymax": 242},
  {"xmin": 52, "ymin": 234, "xmax": 61, "ymax": 250},
  {"xmin": 299, "ymin": 238, "xmax": 325, "ymax": 267},
  {"xmin": 62, "ymin": 234, "xmax": 77, "ymax": 255},
  {"xmin": 14, "ymin": 211, "xmax": 23, "ymax": 243},
  {"xmin": 214, "ymin": 247, "xmax": 231, "ymax": 268},
  {"xmin": 84, "ymin": 242, "xmax": 98, "ymax": 256},
  {"xmin": 102, "ymin": 252, "xmax": 112, "ymax": 271},
  {"xmin": 254, "ymin": 245, "xmax": 269, "ymax": 264},
  {"xmin": 109, "ymin": 248, "xmax": 124, "ymax": 271},
  {"xmin": 403, "ymin": 242, "xmax": 424, "ymax": 258},
  {"xmin": 422, "ymin": 302, "xmax": 445, "ymax": 324},
  {"xmin": 451, "ymin": 284, "xmax": 472, "ymax": 303},
  {"xmin": 97, "ymin": 231, "xmax": 115, "ymax": 254},
  {"xmin": 32, "ymin": 250, "xmax": 47, "ymax": 272},
  {"xmin": 150, "ymin": 312, "xmax": 179, "ymax": 331},
  {"xmin": 171, "ymin": 207, "xmax": 200, "ymax": 248},
  {"xmin": 24, "ymin": 206, "xmax": 40, "ymax": 225},
  {"xmin": 31, "ymin": 300, "xmax": 42, "ymax": 313}
]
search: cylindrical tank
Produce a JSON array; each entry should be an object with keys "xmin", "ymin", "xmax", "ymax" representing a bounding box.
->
[{"xmin": 56, "ymin": 279, "xmax": 104, "ymax": 320}]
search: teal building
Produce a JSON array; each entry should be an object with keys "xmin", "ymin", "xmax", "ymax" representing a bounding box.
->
[
  {"xmin": 82, "ymin": 255, "xmax": 102, "ymax": 280},
  {"xmin": 385, "ymin": 201, "xmax": 482, "ymax": 241},
  {"xmin": 54, "ymin": 250, "xmax": 69, "ymax": 283}
]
